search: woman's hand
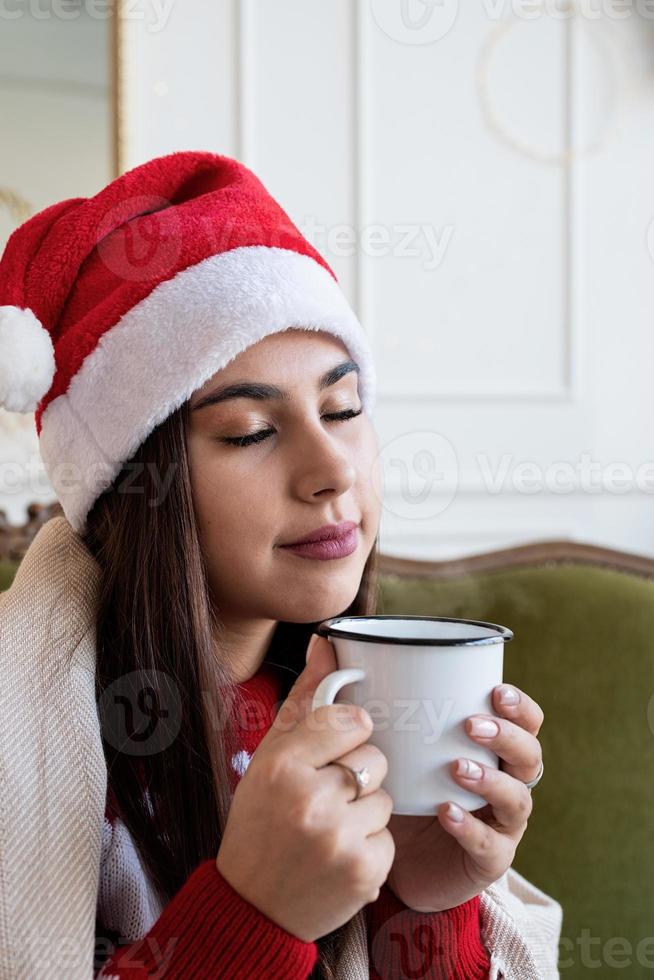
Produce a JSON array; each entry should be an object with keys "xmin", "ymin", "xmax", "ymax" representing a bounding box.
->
[
  {"xmin": 384, "ymin": 684, "xmax": 544, "ymax": 912},
  {"xmin": 216, "ymin": 636, "xmax": 395, "ymax": 942}
]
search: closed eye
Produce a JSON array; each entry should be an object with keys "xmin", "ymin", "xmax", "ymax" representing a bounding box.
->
[{"xmin": 221, "ymin": 407, "xmax": 363, "ymax": 447}]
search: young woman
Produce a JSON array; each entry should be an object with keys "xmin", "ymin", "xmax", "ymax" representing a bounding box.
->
[{"xmin": 0, "ymin": 151, "xmax": 562, "ymax": 979}]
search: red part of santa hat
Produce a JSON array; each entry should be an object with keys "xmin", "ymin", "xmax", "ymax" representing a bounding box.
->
[{"xmin": 0, "ymin": 150, "xmax": 376, "ymax": 534}]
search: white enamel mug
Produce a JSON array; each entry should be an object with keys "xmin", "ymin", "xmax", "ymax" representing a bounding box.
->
[{"xmin": 311, "ymin": 615, "xmax": 513, "ymax": 815}]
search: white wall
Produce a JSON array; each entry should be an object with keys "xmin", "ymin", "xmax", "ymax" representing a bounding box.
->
[
  {"xmin": 4, "ymin": 1, "xmax": 654, "ymax": 562},
  {"xmin": 117, "ymin": 0, "xmax": 654, "ymax": 559}
]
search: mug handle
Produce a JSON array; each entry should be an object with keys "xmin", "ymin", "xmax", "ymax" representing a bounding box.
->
[{"xmin": 311, "ymin": 668, "xmax": 366, "ymax": 711}]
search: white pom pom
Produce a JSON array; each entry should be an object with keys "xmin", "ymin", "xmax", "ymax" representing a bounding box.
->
[{"xmin": 0, "ymin": 305, "xmax": 56, "ymax": 413}]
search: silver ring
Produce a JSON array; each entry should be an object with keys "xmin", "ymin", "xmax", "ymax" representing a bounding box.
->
[
  {"xmin": 330, "ymin": 762, "xmax": 371, "ymax": 801},
  {"xmin": 523, "ymin": 759, "xmax": 544, "ymax": 791}
]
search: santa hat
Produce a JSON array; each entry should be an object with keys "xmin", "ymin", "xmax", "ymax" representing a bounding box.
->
[{"xmin": 0, "ymin": 150, "xmax": 376, "ymax": 534}]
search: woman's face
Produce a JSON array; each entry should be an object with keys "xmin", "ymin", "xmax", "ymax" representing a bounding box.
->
[{"xmin": 186, "ymin": 328, "xmax": 382, "ymax": 631}]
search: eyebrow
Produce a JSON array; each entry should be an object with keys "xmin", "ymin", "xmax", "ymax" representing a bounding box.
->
[{"xmin": 191, "ymin": 359, "xmax": 360, "ymax": 411}]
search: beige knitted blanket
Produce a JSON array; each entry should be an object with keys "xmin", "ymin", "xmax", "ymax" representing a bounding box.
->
[{"xmin": 0, "ymin": 516, "xmax": 563, "ymax": 979}]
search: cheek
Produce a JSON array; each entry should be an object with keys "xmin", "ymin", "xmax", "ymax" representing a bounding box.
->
[
  {"xmin": 188, "ymin": 446, "xmax": 276, "ymax": 555},
  {"xmin": 188, "ymin": 441, "xmax": 238, "ymax": 543},
  {"xmin": 359, "ymin": 422, "xmax": 383, "ymax": 519}
]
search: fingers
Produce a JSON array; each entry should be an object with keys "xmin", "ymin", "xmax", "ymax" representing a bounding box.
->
[
  {"xmin": 353, "ymin": 788, "xmax": 396, "ymax": 840},
  {"xmin": 449, "ymin": 757, "xmax": 533, "ymax": 834},
  {"xmin": 491, "ymin": 684, "xmax": 545, "ymax": 736},
  {"xmin": 360, "ymin": 824, "xmax": 396, "ymax": 898},
  {"xmin": 274, "ymin": 701, "xmax": 374, "ymax": 774},
  {"xmin": 320, "ymin": 743, "xmax": 389, "ymax": 803},
  {"xmin": 269, "ymin": 636, "xmax": 338, "ymax": 736},
  {"xmin": 268, "ymin": 632, "xmax": 373, "ymax": 767},
  {"xmin": 317, "ymin": 743, "xmax": 394, "ymax": 852},
  {"xmin": 436, "ymin": 796, "xmax": 516, "ymax": 881},
  {"xmin": 464, "ymin": 711, "xmax": 543, "ymax": 785}
]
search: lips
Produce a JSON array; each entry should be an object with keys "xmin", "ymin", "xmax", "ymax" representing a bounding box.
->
[
  {"xmin": 279, "ymin": 520, "xmax": 359, "ymax": 547},
  {"xmin": 278, "ymin": 524, "xmax": 359, "ymax": 561}
]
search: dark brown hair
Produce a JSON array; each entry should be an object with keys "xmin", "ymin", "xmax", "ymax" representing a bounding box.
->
[{"xmin": 84, "ymin": 396, "xmax": 380, "ymax": 979}]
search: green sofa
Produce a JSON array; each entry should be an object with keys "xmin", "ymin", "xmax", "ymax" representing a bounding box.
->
[
  {"xmin": 0, "ymin": 561, "xmax": 16, "ymax": 592},
  {"xmin": 377, "ymin": 540, "xmax": 654, "ymax": 978},
  {"xmin": 3, "ymin": 528, "xmax": 653, "ymax": 977}
]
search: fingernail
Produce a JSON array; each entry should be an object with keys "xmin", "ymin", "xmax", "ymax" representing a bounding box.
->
[
  {"xmin": 457, "ymin": 758, "xmax": 483, "ymax": 780},
  {"xmin": 497, "ymin": 685, "xmax": 520, "ymax": 706},
  {"xmin": 469, "ymin": 717, "xmax": 499, "ymax": 738},
  {"xmin": 447, "ymin": 802, "xmax": 465, "ymax": 822},
  {"xmin": 305, "ymin": 634, "xmax": 319, "ymax": 665}
]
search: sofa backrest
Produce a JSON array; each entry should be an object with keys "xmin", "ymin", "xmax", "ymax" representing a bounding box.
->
[
  {"xmin": 4, "ymin": 527, "xmax": 652, "ymax": 976},
  {"xmin": 377, "ymin": 540, "xmax": 654, "ymax": 978}
]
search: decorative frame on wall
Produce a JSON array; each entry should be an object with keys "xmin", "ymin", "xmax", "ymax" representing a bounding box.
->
[{"xmin": 111, "ymin": 0, "xmax": 126, "ymax": 178}]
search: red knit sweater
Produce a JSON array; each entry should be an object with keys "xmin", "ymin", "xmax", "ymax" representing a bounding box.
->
[{"xmin": 97, "ymin": 662, "xmax": 491, "ymax": 979}]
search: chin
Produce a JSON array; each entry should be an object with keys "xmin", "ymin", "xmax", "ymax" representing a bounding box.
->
[{"xmin": 274, "ymin": 582, "xmax": 362, "ymax": 624}]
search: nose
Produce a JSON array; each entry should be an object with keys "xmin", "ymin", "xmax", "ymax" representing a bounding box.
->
[{"xmin": 291, "ymin": 422, "xmax": 358, "ymax": 500}]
